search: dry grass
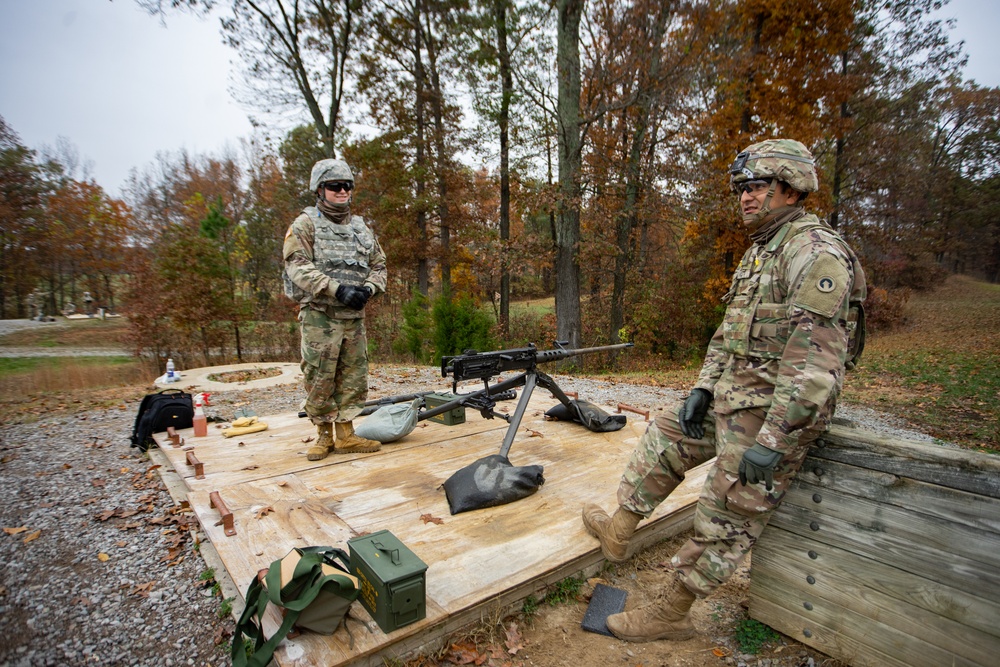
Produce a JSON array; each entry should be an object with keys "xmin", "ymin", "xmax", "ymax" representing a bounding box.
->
[
  {"xmin": 844, "ymin": 274, "xmax": 1000, "ymax": 452},
  {"xmin": 0, "ymin": 357, "xmax": 154, "ymax": 424},
  {"xmin": 0, "ymin": 317, "xmax": 131, "ymax": 348}
]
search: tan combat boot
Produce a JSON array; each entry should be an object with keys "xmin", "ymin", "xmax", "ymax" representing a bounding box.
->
[
  {"xmin": 582, "ymin": 504, "xmax": 642, "ymax": 562},
  {"xmin": 307, "ymin": 422, "xmax": 334, "ymax": 461},
  {"xmin": 333, "ymin": 421, "xmax": 381, "ymax": 454},
  {"xmin": 606, "ymin": 575, "xmax": 697, "ymax": 642}
]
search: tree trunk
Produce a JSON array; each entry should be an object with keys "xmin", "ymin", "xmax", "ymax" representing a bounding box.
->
[
  {"xmin": 830, "ymin": 52, "xmax": 850, "ymax": 230},
  {"xmin": 423, "ymin": 10, "xmax": 452, "ymax": 293},
  {"xmin": 610, "ymin": 3, "xmax": 670, "ymax": 350},
  {"xmin": 495, "ymin": 0, "xmax": 513, "ymax": 338},
  {"xmin": 555, "ymin": 0, "xmax": 584, "ymax": 349},
  {"xmin": 740, "ymin": 13, "xmax": 766, "ymax": 134},
  {"xmin": 414, "ymin": 0, "xmax": 431, "ymax": 295}
]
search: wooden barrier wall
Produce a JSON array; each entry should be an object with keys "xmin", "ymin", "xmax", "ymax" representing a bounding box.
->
[{"xmin": 749, "ymin": 424, "xmax": 1000, "ymax": 667}]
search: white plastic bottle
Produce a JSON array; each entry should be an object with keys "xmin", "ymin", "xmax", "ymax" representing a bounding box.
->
[{"xmin": 166, "ymin": 358, "xmax": 176, "ymax": 382}]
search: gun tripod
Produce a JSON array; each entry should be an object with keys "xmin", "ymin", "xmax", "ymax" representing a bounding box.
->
[{"xmin": 420, "ymin": 367, "xmax": 575, "ymax": 459}]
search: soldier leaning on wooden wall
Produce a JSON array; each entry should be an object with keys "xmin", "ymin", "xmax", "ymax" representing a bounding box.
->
[
  {"xmin": 282, "ymin": 158, "xmax": 388, "ymax": 460},
  {"xmin": 583, "ymin": 139, "xmax": 867, "ymax": 643}
]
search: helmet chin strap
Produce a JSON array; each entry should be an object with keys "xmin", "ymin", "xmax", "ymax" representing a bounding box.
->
[{"xmin": 742, "ymin": 180, "xmax": 779, "ymax": 230}]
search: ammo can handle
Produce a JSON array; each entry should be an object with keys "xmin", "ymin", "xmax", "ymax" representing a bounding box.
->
[{"xmin": 372, "ymin": 540, "xmax": 400, "ymax": 565}]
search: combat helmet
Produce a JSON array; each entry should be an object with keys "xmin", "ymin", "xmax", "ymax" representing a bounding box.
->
[
  {"xmin": 729, "ymin": 139, "xmax": 818, "ymax": 194},
  {"xmin": 309, "ymin": 158, "xmax": 354, "ymax": 193}
]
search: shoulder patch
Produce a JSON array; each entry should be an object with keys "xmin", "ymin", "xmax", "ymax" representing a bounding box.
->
[{"xmin": 794, "ymin": 252, "xmax": 851, "ymax": 318}]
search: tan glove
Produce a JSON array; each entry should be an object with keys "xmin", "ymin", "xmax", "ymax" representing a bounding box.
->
[{"xmin": 223, "ymin": 416, "xmax": 269, "ymax": 438}]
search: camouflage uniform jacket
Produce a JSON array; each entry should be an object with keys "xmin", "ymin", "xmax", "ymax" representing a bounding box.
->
[
  {"xmin": 694, "ymin": 211, "xmax": 866, "ymax": 454},
  {"xmin": 283, "ymin": 206, "xmax": 388, "ymax": 319}
]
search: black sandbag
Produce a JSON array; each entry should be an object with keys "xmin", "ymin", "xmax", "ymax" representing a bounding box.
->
[
  {"xmin": 442, "ymin": 454, "xmax": 544, "ymax": 515},
  {"xmin": 544, "ymin": 399, "xmax": 627, "ymax": 432}
]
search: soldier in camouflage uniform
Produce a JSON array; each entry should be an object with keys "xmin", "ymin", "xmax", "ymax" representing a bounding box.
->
[
  {"xmin": 583, "ymin": 139, "xmax": 866, "ymax": 642},
  {"xmin": 283, "ymin": 158, "xmax": 388, "ymax": 460}
]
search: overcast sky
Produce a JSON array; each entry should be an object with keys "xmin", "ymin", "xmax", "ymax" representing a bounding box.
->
[{"xmin": 1, "ymin": 0, "xmax": 998, "ymax": 198}]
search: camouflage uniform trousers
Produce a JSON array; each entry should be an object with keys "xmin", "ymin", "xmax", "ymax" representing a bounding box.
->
[
  {"xmin": 299, "ymin": 308, "xmax": 369, "ymax": 424},
  {"xmin": 617, "ymin": 399, "xmax": 821, "ymax": 597}
]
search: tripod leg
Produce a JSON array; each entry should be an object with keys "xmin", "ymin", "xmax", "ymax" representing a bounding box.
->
[
  {"xmin": 498, "ymin": 371, "xmax": 536, "ymax": 459},
  {"xmin": 535, "ymin": 370, "xmax": 574, "ymax": 406}
]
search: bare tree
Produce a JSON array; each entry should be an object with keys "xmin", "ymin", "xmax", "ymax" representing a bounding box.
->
[{"xmin": 138, "ymin": 0, "xmax": 363, "ymax": 157}]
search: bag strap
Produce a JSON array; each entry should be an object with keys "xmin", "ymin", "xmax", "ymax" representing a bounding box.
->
[{"xmin": 231, "ymin": 548, "xmax": 356, "ymax": 667}]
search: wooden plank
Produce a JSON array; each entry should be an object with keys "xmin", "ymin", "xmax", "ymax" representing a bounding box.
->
[
  {"xmin": 753, "ymin": 526, "xmax": 1000, "ymax": 642},
  {"xmin": 750, "ymin": 570, "xmax": 986, "ymax": 667},
  {"xmin": 791, "ymin": 455, "xmax": 1000, "ymax": 535},
  {"xmin": 766, "ymin": 494, "xmax": 1000, "ymax": 603},
  {"xmin": 815, "ymin": 425, "xmax": 1000, "ymax": 498},
  {"xmin": 749, "ymin": 593, "xmax": 976, "ymax": 667},
  {"xmin": 152, "ymin": 407, "xmax": 512, "ymax": 492},
  {"xmin": 162, "ymin": 395, "xmax": 708, "ymax": 667},
  {"xmin": 780, "ymin": 476, "xmax": 1000, "ymax": 569}
]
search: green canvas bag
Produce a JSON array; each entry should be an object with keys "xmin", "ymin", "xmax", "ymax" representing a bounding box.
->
[{"xmin": 232, "ymin": 546, "xmax": 360, "ymax": 667}]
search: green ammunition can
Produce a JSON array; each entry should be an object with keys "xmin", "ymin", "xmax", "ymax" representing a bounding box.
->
[
  {"xmin": 347, "ymin": 530, "xmax": 428, "ymax": 633},
  {"xmin": 423, "ymin": 392, "xmax": 466, "ymax": 426}
]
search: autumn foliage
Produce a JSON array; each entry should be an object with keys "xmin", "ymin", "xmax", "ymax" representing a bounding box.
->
[{"xmin": 3, "ymin": 0, "xmax": 998, "ymax": 368}]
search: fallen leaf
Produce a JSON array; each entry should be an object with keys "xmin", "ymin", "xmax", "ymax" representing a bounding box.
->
[
  {"xmin": 444, "ymin": 642, "xmax": 484, "ymax": 665},
  {"xmin": 277, "ymin": 481, "xmax": 287, "ymax": 487},
  {"xmin": 91, "ymin": 478, "xmax": 106, "ymax": 487},
  {"xmin": 3, "ymin": 526, "xmax": 28, "ymax": 535},
  {"xmin": 98, "ymin": 553, "xmax": 110, "ymax": 562},
  {"xmin": 526, "ymin": 429, "xmax": 543, "ymax": 437},
  {"xmin": 213, "ymin": 625, "xmax": 233, "ymax": 645},
  {"xmin": 255, "ymin": 506, "xmax": 274, "ymax": 519},
  {"xmin": 131, "ymin": 581, "xmax": 156, "ymax": 597},
  {"xmin": 504, "ymin": 622, "xmax": 524, "ymax": 655},
  {"xmin": 712, "ymin": 647, "xmax": 730, "ymax": 657},
  {"xmin": 39, "ymin": 502, "xmax": 55, "ymax": 508},
  {"xmin": 23, "ymin": 530, "xmax": 41, "ymax": 543},
  {"xmin": 116, "ymin": 541, "xmax": 126, "ymax": 547},
  {"xmin": 241, "ymin": 465, "xmax": 259, "ymax": 471},
  {"xmin": 63, "ymin": 463, "xmax": 72, "ymax": 470},
  {"xmin": 420, "ymin": 513, "xmax": 444, "ymax": 525}
]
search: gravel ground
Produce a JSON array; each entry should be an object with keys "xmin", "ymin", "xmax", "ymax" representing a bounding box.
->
[{"xmin": 0, "ymin": 359, "xmax": 937, "ymax": 667}]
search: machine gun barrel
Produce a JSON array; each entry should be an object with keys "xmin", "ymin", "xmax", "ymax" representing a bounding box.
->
[{"xmin": 533, "ymin": 342, "xmax": 634, "ymax": 364}]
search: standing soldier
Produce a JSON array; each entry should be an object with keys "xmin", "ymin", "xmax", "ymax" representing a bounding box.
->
[
  {"xmin": 582, "ymin": 139, "xmax": 866, "ymax": 642},
  {"xmin": 283, "ymin": 159, "xmax": 388, "ymax": 460}
]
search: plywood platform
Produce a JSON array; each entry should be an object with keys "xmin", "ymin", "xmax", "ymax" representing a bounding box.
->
[{"xmin": 153, "ymin": 389, "xmax": 710, "ymax": 667}]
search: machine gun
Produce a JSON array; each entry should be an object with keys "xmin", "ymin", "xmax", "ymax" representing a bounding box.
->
[
  {"xmin": 428, "ymin": 341, "xmax": 634, "ymax": 457},
  {"xmin": 432, "ymin": 341, "xmax": 633, "ymax": 514}
]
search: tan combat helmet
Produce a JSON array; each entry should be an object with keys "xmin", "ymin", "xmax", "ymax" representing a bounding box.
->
[
  {"xmin": 309, "ymin": 158, "xmax": 354, "ymax": 193},
  {"xmin": 729, "ymin": 138, "xmax": 819, "ymax": 194}
]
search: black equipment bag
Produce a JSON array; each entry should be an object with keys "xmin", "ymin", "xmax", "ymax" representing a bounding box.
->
[
  {"xmin": 129, "ymin": 388, "xmax": 194, "ymax": 452},
  {"xmin": 544, "ymin": 399, "xmax": 627, "ymax": 432}
]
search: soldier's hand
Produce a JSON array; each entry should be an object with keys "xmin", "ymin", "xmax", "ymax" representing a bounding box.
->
[
  {"xmin": 336, "ymin": 284, "xmax": 372, "ymax": 310},
  {"xmin": 677, "ymin": 388, "xmax": 712, "ymax": 439},
  {"xmin": 738, "ymin": 443, "xmax": 783, "ymax": 490}
]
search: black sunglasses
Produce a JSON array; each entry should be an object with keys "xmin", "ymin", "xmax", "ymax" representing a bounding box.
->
[
  {"xmin": 322, "ymin": 181, "xmax": 353, "ymax": 193},
  {"xmin": 735, "ymin": 179, "xmax": 773, "ymax": 196}
]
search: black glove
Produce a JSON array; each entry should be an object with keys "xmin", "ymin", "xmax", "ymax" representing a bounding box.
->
[
  {"xmin": 335, "ymin": 284, "xmax": 372, "ymax": 310},
  {"xmin": 677, "ymin": 388, "xmax": 712, "ymax": 439},
  {"xmin": 738, "ymin": 443, "xmax": 783, "ymax": 490}
]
